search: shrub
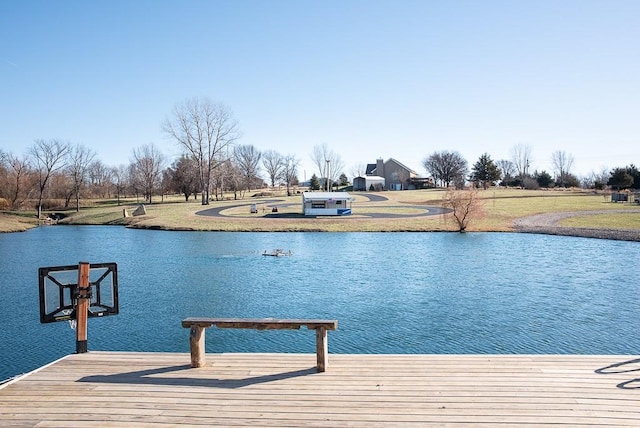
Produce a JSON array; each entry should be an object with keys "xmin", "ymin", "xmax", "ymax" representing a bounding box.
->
[
  {"xmin": 37, "ymin": 199, "xmax": 66, "ymax": 211},
  {"xmin": 523, "ymin": 177, "xmax": 540, "ymax": 190},
  {"xmin": 442, "ymin": 187, "xmax": 484, "ymax": 232}
]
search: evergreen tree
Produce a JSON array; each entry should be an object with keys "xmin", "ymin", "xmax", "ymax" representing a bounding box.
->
[
  {"xmin": 624, "ymin": 164, "xmax": 640, "ymax": 189},
  {"xmin": 535, "ymin": 170, "xmax": 553, "ymax": 188},
  {"xmin": 470, "ymin": 153, "xmax": 501, "ymax": 189},
  {"xmin": 309, "ymin": 174, "xmax": 320, "ymax": 191},
  {"xmin": 608, "ymin": 168, "xmax": 634, "ymax": 190},
  {"xmin": 339, "ymin": 173, "xmax": 349, "ymax": 186}
]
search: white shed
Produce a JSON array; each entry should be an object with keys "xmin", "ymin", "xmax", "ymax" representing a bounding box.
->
[
  {"xmin": 302, "ymin": 192, "xmax": 353, "ymax": 216},
  {"xmin": 353, "ymin": 175, "xmax": 385, "ymax": 191}
]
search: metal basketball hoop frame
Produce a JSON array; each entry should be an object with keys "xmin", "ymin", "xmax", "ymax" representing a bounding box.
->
[{"xmin": 38, "ymin": 262, "xmax": 119, "ymax": 353}]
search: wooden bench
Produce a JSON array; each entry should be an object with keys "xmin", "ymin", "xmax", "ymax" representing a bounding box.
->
[{"xmin": 181, "ymin": 317, "xmax": 338, "ymax": 372}]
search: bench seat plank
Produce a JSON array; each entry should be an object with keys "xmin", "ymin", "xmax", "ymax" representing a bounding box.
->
[
  {"xmin": 182, "ymin": 317, "xmax": 337, "ymax": 331},
  {"xmin": 182, "ymin": 317, "xmax": 337, "ymax": 372}
]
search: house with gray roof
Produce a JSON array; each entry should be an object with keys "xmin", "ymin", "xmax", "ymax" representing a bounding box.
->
[{"xmin": 363, "ymin": 158, "xmax": 419, "ymax": 190}]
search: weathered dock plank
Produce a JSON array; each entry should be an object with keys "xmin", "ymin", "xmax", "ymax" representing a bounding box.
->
[{"xmin": 1, "ymin": 352, "xmax": 638, "ymax": 427}]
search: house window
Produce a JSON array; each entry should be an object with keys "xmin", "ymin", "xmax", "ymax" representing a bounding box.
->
[
  {"xmin": 336, "ymin": 200, "xmax": 342, "ymax": 205},
  {"xmin": 311, "ymin": 202, "xmax": 325, "ymax": 208}
]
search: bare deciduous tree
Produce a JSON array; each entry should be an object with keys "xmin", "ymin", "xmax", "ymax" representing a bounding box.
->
[
  {"xmin": 0, "ymin": 152, "xmax": 7, "ymax": 198},
  {"xmin": 30, "ymin": 139, "xmax": 71, "ymax": 218},
  {"xmin": 310, "ymin": 143, "xmax": 344, "ymax": 190},
  {"xmin": 496, "ymin": 159, "xmax": 516, "ymax": 185},
  {"xmin": 442, "ymin": 187, "xmax": 483, "ymax": 232},
  {"xmin": 551, "ymin": 150, "xmax": 575, "ymax": 187},
  {"xmin": 162, "ymin": 97, "xmax": 239, "ymax": 205},
  {"xmin": 582, "ymin": 167, "xmax": 610, "ymax": 190},
  {"xmin": 262, "ymin": 150, "xmax": 285, "ymax": 189},
  {"xmin": 88, "ymin": 160, "xmax": 113, "ymax": 198},
  {"xmin": 131, "ymin": 143, "xmax": 165, "ymax": 204},
  {"xmin": 422, "ymin": 151, "xmax": 468, "ymax": 188},
  {"xmin": 128, "ymin": 163, "xmax": 143, "ymax": 202},
  {"xmin": 0, "ymin": 152, "xmax": 11, "ymax": 208},
  {"xmin": 166, "ymin": 156, "xmax": 200, "ymax": 201},
  {"xmin": 282, "ymin": 154, "xmax": 299, "ymax": 196},
  {"xmin": 111, "ymin": 165, "xmax": 129, "ymax": 205},
  {"xmin": 350, "ymin": 163, "xmax": 367, "ymax": 180},
  {"xmin": 220, "ymin": 159, "xmax": 242, "ymax": 200},
  {"xmin": 2, "ymin": 152, "xmax": 32, "ymax": 209},
  {"xmin": 511, "ymin": 144, "xmax": 532, "ymax": 186},
  {"xmin": 233, "ymin": 144, "xmax": 261, "ymax": 194},
  {"xmin": 67, "ymin": 144, "xmax": 96, "ymax": 212}
]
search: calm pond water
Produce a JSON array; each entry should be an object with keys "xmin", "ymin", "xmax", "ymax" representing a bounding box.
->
[{"xmin": 1, "ymin": 226, "xmax": 639, "ymax": 381}]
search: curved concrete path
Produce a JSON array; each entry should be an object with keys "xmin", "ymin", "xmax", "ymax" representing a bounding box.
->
[
  {"xmin": 196, "ymin": 195, "xmax": 450, "ymax": 219},
  {"xmin": 351, "ymin": 192, "xmax": 389, "ymax": 202}
]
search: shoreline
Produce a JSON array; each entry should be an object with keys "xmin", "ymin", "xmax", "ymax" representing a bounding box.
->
[
  {"xmin": 513, "ymin": 226, "xmax": 640, "ymax": 242},
  {"xmin": 6, "ymin": 220, "xmax": 640, "ymax": 242},
  {"xmin": 3, "ymin": 197, "xmax": 639, "ymax": 241},
  {"xmin": 512, "ymin": 209, "xmax": 640, "ymax": 242}
]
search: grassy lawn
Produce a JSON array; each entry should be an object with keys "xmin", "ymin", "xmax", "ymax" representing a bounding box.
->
[
  {"xmin": 559, "ymin": 212, "xmax": 640, "ymax": 229},
  {"xmin": 2, "ymin": 188, "xmax": 639, "ymax": 233},
  {"xmin": 0, "ymin": 212, "xmax": 39, "ymax": 233}
]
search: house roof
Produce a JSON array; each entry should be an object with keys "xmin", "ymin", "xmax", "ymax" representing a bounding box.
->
[
  {"xmin": 365, "ymin": 163, "xmax": 377, "ymax": 175},
  {"xmin": 365, "ymin": 159, "xmax": 417, "ymax": 176},
  {"xmin": 302, "ymin": 192, "xmax": 352, "ymax": 201},
  {"xmin": 386, "ymin": 158, "xmax": 417, "ymax": 175}
]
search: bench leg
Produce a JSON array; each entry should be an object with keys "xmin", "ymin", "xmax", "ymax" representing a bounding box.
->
[
  {"xmin": 315, "ymin": 327, "xmax": 328, "ymax": 372},
  {"xmin": 190, "ymin": 326, "xmax": 206, "ymax": 368}
]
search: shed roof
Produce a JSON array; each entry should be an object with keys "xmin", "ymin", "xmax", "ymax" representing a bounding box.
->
[
  {"xmin": 303, "ymin": 192, "xmax": 352, "ymax": 201},
  {"xmin": 355, "ymin": 175, "xmax": 385, "ymax": 181}
]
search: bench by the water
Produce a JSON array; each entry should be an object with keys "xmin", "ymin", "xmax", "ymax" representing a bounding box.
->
[{"xmin": 181, "ymin": 317, "xmax": 338, "ymax": 372}]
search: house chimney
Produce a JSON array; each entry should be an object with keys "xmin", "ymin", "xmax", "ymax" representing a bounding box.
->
[{"xmin": 376, "ymin": 158, "xmax": 384, "ymax": 177}]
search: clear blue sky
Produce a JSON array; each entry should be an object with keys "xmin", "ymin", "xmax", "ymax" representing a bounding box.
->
[{"xmin": 1, "ymin": 0, "xmax": 638, "ymax": 180}]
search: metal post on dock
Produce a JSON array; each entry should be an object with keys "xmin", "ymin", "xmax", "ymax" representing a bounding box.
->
[{"xmin": 75, "ymin": 261, "xmax": 90, "ymax": 353}]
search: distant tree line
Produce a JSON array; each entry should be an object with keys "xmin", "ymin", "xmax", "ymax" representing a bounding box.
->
[
  {"xmin": 0, "ymin": 97, "xmax": 330, "ymax": 215},
  {"xmin": 0, "ymin": 138, "xmax": 302, "ymax": 216},
  {"xmin": 3, "ymin": 97, "xmax": 639, "ymax": 217},
  {"xmin": 421, "ymin": 143, "xmax": 639, "ymax": 191}
]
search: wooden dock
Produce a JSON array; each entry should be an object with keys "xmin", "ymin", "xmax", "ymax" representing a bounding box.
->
[{"xmin": 1, "ymin": 352, "xmax": 638, "ymax": 427}]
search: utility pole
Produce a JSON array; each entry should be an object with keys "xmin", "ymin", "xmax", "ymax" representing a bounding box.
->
[{"xmin": 326, "ymin": 159, "xmax": 331, "ymax": 192}]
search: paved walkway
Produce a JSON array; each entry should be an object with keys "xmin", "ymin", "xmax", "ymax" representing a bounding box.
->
[
  {"xmin": 197, "ymin": 199, "xmax": 285, "ymax": 217},
  {"xmin": 355, "ymin": 192, "xmax": 389, "ymax": 202},
  {"xmin": 196, "ymin": 194, "xmax": 450, "ymax": 219}
]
